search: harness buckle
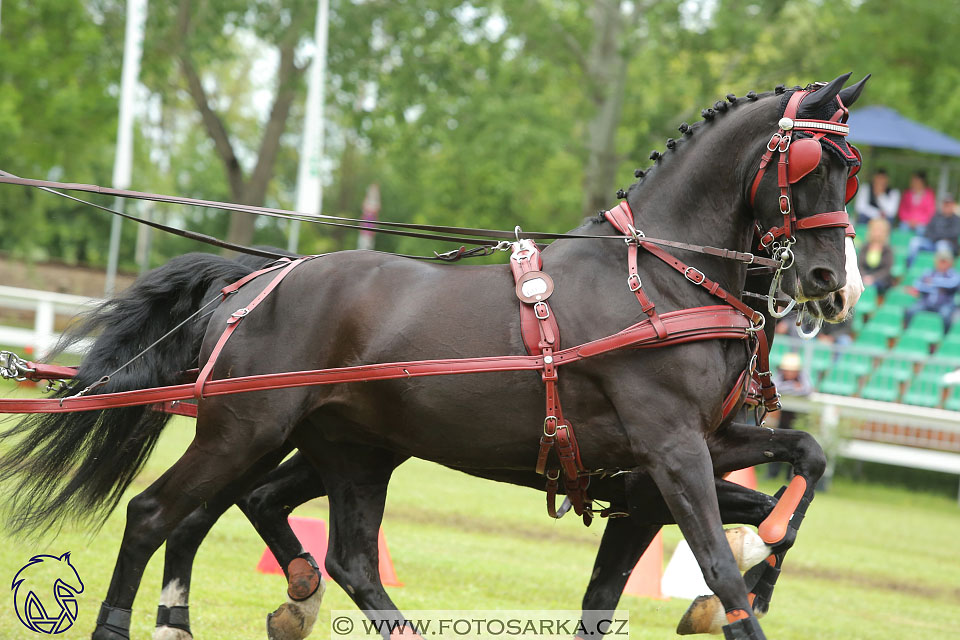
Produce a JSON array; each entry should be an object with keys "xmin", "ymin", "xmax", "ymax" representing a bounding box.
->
[
  {"xmin": 759, "ymin": 231, "xmax": 776, "ymax": 248},
  {"xmin": 627, "ymin": 273, "xmax": 642, "ymax": 292},
  {"xmin": 231, "ymin": 308, "xmax": 250, "ymax": 319},
  {"xmin": 534, "ymin": 301, "xmax": 550, "ymax": 320},
  {"xmin": 543, "ymin": 416, "xmax": 558, "ymax": 436},
  {"xmin": 777, "ymin": 134, "xmax": 791, "ymax": 152},
  {"xmin": 683, "ymin": 266, "xmax": 705, "ymax": 285},
  {"xmin": 779, "ymin": 195, "xmax": 791, "ymax": 214},
  {"xmin": 766, "ymin": 133, "xmax": 782, "ymax": 152}
]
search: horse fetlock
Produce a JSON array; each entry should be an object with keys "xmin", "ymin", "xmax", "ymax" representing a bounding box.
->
[
  {"xmin": 153, "ymin": 626, "xmax": 193, "ymax": 640},
  {"xmin": 267, "ymin": 578, "xmax": 325, "ymax": 640},
  {"xmin": 725, "ymin": 527, "xmax": 773, "ymax": 571},
  {"xmin": 676, "ymin": 594, "xmax": 725, "ymax": 635}
]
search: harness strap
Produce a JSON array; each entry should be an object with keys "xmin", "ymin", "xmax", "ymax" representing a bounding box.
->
[
  {"xmin": 508, "ymin": 241, "xmax": 590, "ymax": 519},
  {"xmin": 194, "ymin": 257, "xmax": 310, "ymax": 399},
  {"xmin": 604, "ymin": 203, "xmax": 668, "ymax": 338}
]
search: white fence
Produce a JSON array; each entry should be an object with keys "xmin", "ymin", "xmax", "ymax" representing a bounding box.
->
[
  {"xmin": 0, "ymin": 285, "xmax": 100, "ymax": 356},
  {"xmin": 781, "ymin": 393, "xmax": 960, "ymax": 504}
]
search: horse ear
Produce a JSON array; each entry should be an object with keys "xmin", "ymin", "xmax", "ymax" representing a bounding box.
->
[
  {"xmin": 838, "ymin": 74, "xmax": 871, "ymax": 108},
  {"xmin": 800, "ymin": 72, "xmax": 852, "ymax": 113},
  {"xmin": 59, "ymin": 552, "xmax": 71, "ymax": 562}
]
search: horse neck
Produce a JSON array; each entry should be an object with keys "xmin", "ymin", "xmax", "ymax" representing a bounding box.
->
[{"xmin": 630, "ymin": 103, "xmax": 776, "ymax": 295}]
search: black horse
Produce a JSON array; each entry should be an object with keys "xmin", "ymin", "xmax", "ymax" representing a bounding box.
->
[
  {"xmin": 149, "ymin": 265, "xmax": 854, "ymax": 640},
  {"xmin": 0, "ymin": 74, "xmax": 866, "ymax": 640}
]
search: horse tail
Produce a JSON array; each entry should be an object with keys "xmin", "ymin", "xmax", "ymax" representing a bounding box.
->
[{"xmin": 0, "ymin": 252, "xmax": 265, "ymax": 536}]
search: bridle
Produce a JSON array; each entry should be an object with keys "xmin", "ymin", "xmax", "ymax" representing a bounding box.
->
[{"xmin": 747, "ymin": 88, "xmax": 861, "ymax": 334}]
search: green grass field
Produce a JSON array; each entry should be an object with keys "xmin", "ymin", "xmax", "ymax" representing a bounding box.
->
[{"xmin": 0, "ymin": 380, "xmax": 958, "ymax": 639}]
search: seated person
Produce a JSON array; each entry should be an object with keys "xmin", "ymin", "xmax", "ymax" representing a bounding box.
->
[
  {"xmin": 897, "ymin": 171, "xmax": 937, "ymax": 232},
  {"xmin": 858, "ymin": 218, "xmax": 894, "ymax": 294},
  {"xmin": 906, "ymin": 248, "xmax": 960, "ymax": 328},
  {"xmin": 855, "ymin": 169, "xmax": 900, "ymax": 224},
  {"xmin": 907, "ymin": 194, "xmax": 960, "ymax": 266}
]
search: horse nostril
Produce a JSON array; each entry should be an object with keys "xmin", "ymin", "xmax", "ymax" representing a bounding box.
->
[{"xmin": 810, "ymin": 267, "xmax": 839, "ymax": 291}]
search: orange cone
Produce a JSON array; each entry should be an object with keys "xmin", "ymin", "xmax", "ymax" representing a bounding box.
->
[
  {"xmin": 724, "ymin": 467, "xmax": 757, "ymax": 490},
  {"xmin": 622, "ymin": 531, "xmax": 666, "ymax": 598},
  {"xmin": 256, "ymin": 516, "xmax": 402, "ymax": 587}
]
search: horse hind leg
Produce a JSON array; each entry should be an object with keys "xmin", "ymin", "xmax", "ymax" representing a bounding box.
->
[
  {"xmin": 294, "ymin": 431, "xmax": 412, "ymax": 638},
  {"xmin": 153, "ymin": 445, "xmax": 293, "ymax": 640},
  {"xmin": 92, "ymin": 403, "xmax": 294, "ymax": 640},
  {"xmin": 235, "ymin": 452, "xmax": 330, "ymax": 640}
]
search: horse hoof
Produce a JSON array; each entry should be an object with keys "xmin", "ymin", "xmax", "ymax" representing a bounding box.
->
[
  {"xmin": 726, "ymin": 526, "xmax": 773, "ymax": 571},
  {"xmin": 676, "ymin": 594, "xmax": 725, "ymax": 635},
  {"xmin": 154, "ymin": 627, "xmax": 193, "ymax": 640},
  {"xmin": 266, "ymin": 577, "xmax": 326, "ymax": 640}
]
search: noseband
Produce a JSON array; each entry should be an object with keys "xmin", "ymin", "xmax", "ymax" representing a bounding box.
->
[{"xmin": 747, "ymin": 89, "xmax": 861, "ymax": 330}]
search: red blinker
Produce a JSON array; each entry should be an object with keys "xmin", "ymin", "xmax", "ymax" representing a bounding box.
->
[{"xmin": 787, "ymin": 138, "xmax": 822, "ymax": 184}]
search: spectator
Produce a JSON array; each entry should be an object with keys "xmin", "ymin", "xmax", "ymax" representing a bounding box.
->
[
  {"xmin": 906, "ymin": 248, "xmax": 960, "ymax": 328},
  {"xmin": 766, "ymin": 352, "xmax": 812, "ymax": 479},
  {"xmin": 858, "ymin": 217, "xmax": 894, "ymax": 294},
  {"xmin": 907, "ymin": 194, "xmax": 960, "ymax": 266},
  {"xmin": 855, "ymin": 169, "xmax": 900, "ymax": 224},
  {"xmin": 897, "ymin": 171, "xmax": 936, "ymax": 232}
]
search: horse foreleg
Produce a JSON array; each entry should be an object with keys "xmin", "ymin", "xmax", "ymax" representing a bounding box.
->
[
  {"xmin": 153, "ymin": 444, "xmax": 293, "ymax": 640},
  {"xmin": 645, "ymin": 432, "xmax": 766, "ymax": 640},
  {"xmin": 237, "ymin": 453, "xmax": 328, "ymax": 640},
  {"xmin": 709, "ymin": 423, "xmax": 826, "ymax": 616}
]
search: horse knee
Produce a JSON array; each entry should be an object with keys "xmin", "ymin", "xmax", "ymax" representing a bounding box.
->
[{"xmin": 792, "ymin": 432, "xmax": 826, "ymax": 480}]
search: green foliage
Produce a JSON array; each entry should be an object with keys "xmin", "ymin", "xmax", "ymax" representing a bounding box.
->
[{"xmin": 3, "ymin": 1, "xmax": 960, "ymax": 268}]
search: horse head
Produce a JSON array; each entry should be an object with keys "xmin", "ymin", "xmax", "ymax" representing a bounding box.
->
[{"xmin": 751, "ymin": 73, "xmax": 870, "ymax": 323}]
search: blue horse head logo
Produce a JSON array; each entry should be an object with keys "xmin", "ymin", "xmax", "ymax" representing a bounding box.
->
[{"xmin": 12, "ymin": 552, "xmax": 84, "ymax": 634}]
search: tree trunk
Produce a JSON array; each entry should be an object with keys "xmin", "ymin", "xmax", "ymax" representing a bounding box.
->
[{"xmin": 580, "ymin": 0, "xmax": 631, "ymax": 218}]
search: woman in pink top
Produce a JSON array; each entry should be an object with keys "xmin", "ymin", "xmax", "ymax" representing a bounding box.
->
[{"xmin": 898, "ymin": 171, "xmax": 937, "ymax": 231}]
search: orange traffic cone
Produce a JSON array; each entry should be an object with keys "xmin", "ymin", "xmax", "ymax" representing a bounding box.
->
[
  {"xmin": 724, "ymin": 467, "xmax": 757, "ymax": 490},
  {"xmin": 622, "ymin": 531, "xmax": 665, "ymax": 599},
  {"xmin": 256, "ymin": 516, "xmax": 402, "ymax": 587}
]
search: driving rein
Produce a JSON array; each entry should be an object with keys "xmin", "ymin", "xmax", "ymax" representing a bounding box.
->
[{"xmin": 0, "ymin": 89, "xmax": 857, "ymax": 523}]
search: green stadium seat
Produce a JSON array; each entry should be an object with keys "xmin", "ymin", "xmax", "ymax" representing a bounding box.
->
[
  {"xmin": 863, "ymin": 306, "xmax": 905, "ymax": 338},
  {"xmin": 853, "ymin": 330, "xmax": 889, "ymax": 354},
  {"xmin": 769, "ymin": 342, "xmax": 788, "ymax": 370},
  {"xmin": 860, "ymin": 371, "xmax": 901, "ymax": 402},
  {"xmin": 891, "ymin": 254, "xmax": 907, "ymax": 279},
  {"xmin": 937, "ymin": 341, "xmax": 960, "ymax": 360},
  {"xmin": 875, "ymin": 355, "xmax": 915, "ymax": 383},
  {"xmin": 938, "ymin": 332, "xmax": 960, "ymax": 351},
  {"xmin": 902, "ymin": 379, "xmax": 943, "ymax": 408},
  {"xmin": 903, "ymin": 311, "xmax": 945, "ymax": 345},
  {"xmin": 818, "ymin": 367, "xmax": 860, "ymax": 396},
  {"xmin": 890, "ymin": 228, "xmax": 913, "ymax": 249},
  {"xmin": 905, "ymin": 253, "xmax": 937, "ymax": 284},
  {"xmin": 893, "ymin": 334, "xmax": 932, "ymax": 357},
  {"xmin": 854, "ymin": 285, "xmax": 879, "ymax": 317},
  {"xmin": 835, "ymin": 352, "xmax": 873, "ymax": 377},
  {"xmin": 883, "ymin": 286, "xmax": 917, "ymax": 309},
  {"xmin": 944, "ymin": 386, "xmax": 960, "ymax": 412},
  {"xmin": 917, "ymin": 361, "xmax": 956, "ymax": 384},
  {"xmin": 809, "ymin": 343, "xmax": 834, "ymax": 373}
]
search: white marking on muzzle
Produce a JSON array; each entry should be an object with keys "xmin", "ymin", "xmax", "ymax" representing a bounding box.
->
[{"xmin": 834, "ymin": 237, "xmax": 863, "ymax": 320}]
